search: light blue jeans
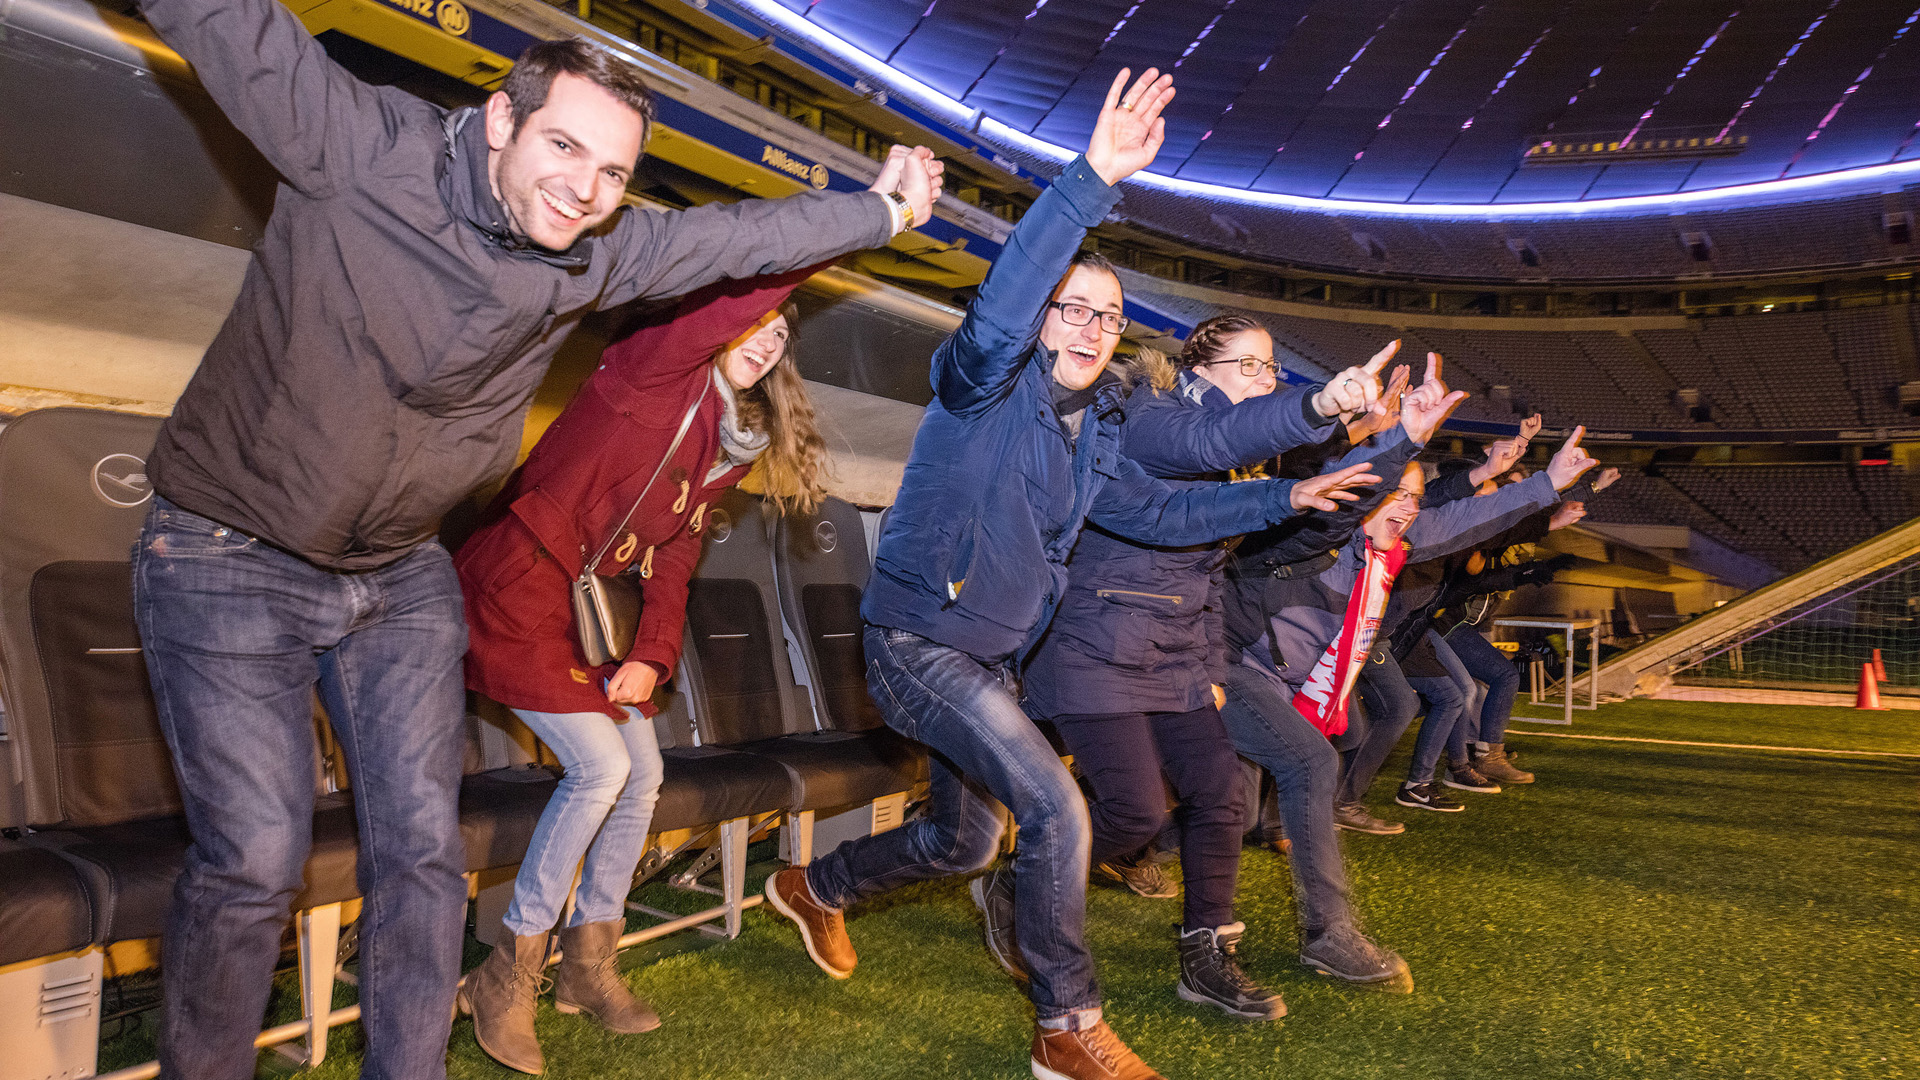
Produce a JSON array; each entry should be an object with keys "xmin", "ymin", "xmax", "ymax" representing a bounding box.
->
[{"xmin": 503, "ymin": 705, "xmax": 664, "ymax": 935}]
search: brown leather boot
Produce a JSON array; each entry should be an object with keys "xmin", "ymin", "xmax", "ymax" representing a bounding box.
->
[
  {"xmin": 764, "ymin": 866, "xmax": 857, "ymax": 978},
  {"xmin": 1474, "ymin": 743, "xmax": 1535, "ymax": 784},
  {"xmin": 457, "ymin": 931, "xmax": 548, "ymax": 1074},
  {"xmin": 1031, "ymin": 1019, "xmax": 1166, "ymax": 1080},
  {"xmin": 553, "ymin": 920, "xmax": 660, "ymax": 1034}
]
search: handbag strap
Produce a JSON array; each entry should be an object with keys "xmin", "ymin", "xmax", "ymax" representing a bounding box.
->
[{"xmin": 581, "ymin": 377, "xmax": 711, "ymax": 576}]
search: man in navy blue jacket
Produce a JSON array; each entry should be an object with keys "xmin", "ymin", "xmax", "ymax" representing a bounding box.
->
[{"xmin": 763, "ymin": 70, "xmax": 1380, "ymax": 1080}]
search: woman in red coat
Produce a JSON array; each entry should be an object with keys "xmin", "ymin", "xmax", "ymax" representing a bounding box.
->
[{"xmin": 452, "ymin": 263, "xmax": 829, "ymax": 1073}]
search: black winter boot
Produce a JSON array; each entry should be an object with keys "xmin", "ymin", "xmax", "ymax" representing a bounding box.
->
[{"xmin": 1175, "ymin": 922, "xmax": 1286, "ymax": 1020}]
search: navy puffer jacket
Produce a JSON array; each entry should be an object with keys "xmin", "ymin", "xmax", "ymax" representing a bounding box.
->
[
  {"xmin": 1023, "ymin": 370, "xmax": 1340, "ymax": 717},
  {"xmin": 860, "ymin": 158, "xmax": 1307, "ymax": 665}
]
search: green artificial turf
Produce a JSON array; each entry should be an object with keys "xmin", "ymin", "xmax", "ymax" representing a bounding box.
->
[
  {"xmin": 1508, "ymin": 697, "xmax": 1920, "ymax": 756},
  {"xmin": 99, "ymin": 701, "xmax": 1920, "ymax": 1079}
]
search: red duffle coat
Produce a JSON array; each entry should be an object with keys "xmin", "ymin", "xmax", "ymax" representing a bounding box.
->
[{"xmin": 455, "ymin": 266, "xmax": 817, "ymax": 718}]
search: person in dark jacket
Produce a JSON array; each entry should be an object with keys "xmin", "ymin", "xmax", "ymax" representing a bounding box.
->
[
  {"xmin": 127, "ymin": 2, "xmax": 940, "ymax": 1076},
  {"xmin": 760, "ymin": 70, "xmax": 1379, "ymax": 1080},
  {"xmin": 1266, "ymin": 431, "xmax": 1600, "ymax": 817},
  {"xmin": 452, "ymin": 262, "xmax": 835, "ymax": 1072},
  {"xmin": 1020, "ymin": 319, "xmax": 1404, "ymax": 1019}
]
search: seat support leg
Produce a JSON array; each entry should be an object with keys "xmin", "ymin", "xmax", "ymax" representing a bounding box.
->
[{"xmin": 277, "ymin": 902, "xmax": 342, "ymax": 1066}]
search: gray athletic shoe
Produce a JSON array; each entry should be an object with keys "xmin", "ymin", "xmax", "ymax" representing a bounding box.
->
[
  {"xmin": 970, "ymin": 865, "xmax": 1027, "ymax": 983},
  {"xmin": 1441, "ymin": 764, "xmax": 1502, "ymax": 794},
  {"xmin": 1300, "ymin": 925, "xmax": 1414, "ymax": 994}
]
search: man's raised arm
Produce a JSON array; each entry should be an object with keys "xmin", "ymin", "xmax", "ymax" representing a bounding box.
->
[{"xmin": 141, "ymin": 0, "xmax": 387, "ymax": 197}]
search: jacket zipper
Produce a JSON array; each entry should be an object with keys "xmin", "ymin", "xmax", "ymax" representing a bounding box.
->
[{"xmin": 1097, "ymin": 589, "xmax": 1184, "ymax": 604}]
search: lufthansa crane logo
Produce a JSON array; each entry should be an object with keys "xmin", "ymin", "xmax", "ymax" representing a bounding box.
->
[
  {"xmin": 436, "ymin": 0, "xmax": 470, "ymax": 36},
  {"xmin": 92, "ymin": 454, "xmax": 153, "ymax": 508}
]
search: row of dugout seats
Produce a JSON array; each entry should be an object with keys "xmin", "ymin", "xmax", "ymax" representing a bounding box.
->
[{"xmin": 0, "ymin": 407, "xmax": 924, "ymax": 1079}]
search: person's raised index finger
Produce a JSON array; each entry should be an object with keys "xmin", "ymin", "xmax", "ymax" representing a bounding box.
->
[
  {"xmin": 1102, "ymin": 68, "xmax": 1132, "ymax": 112},
  {"xmin": 1364, "ymin": 339, "xmax": 1401, "ymax": 375},
  {"xmin": 1424, "ymin": 351, "xmax": 1444, "ymax": 384},
  {"xmin": 1562, "ymin": 424, "xmax": 1586, "ymax": 449}
]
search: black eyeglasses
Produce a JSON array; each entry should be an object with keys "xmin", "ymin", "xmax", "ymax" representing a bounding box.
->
[
  {"xmin": 1384, "ymin": 489, "xmax": 1424, "ymax": 509},
  {"xmin": 1047, "ymin": 301, "xmax": 1130, "ymax": 335},
  {"xmin": 1201, "ymin": 355, "xmax": 1280, "ymax": 378}
]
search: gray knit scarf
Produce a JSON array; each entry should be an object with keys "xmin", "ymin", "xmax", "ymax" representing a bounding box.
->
[{"xmin": 711, "ymin": 367, "xmax": 770, "ymax": 482}]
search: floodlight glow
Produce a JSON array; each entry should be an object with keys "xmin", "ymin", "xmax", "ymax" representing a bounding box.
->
[{"xmin": 721, "ymin": 0, "xmax": 1920, "ymax": 219}]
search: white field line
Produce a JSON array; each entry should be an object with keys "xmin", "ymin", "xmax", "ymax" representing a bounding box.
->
[{"xmin": 1505, "ymin": 727, "xmax": 1920, "ymax": 759}]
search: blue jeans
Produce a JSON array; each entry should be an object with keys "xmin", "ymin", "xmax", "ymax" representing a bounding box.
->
[
  {"xmin": 133, "ymin": 497, "xmax": 468, "ymax": 1080},
  {"xmin": 806, "ymin": 625, "xmax": 1097, "ymax": 1020},
  {"xmin": 1405, "ymin": 671, "xmax": 1468, "ymax": 784},
  {"xmin": 1428, "ymin": 630, "xmax": 1480, "ymax": 763},
  {"xmin": 504, "ymin": 706, "xmax": 662, "ymax": 935},
  {"xmin": 1218, "ymin": 663, "xmax": 1354, "ymax": 935},
  {"xmin": 1339, "ymin": 654, "xmax": 1418, "ymax": 805},
  {"xmin": 1446, "ymin": 625, "xmax": 1521, "ymax": 745}
]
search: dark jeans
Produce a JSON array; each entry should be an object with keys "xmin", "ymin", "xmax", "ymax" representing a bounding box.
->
[
  {"xmin": 133, "ymin": 497, "xmax": 468, "ymax": 1080},
  {"xmin": 1447, "ymin": 625, "xmax": 1521, "ymax": 745},
  {"xmin": 1337, "ymin": 653, "xmax": 1418, "ymax": 805},
  {"xmin": 1218, "ymin": 663, "xmax": 1355, "ymax": 935},
  {"xmin": 1404, "ymin": 670, "xmax": 1468, "ymax": 784},
  {"xmin": 807, "ymin": 625, "xmax": 1097, "ymax": 1020},
  {"xmin": 1049, "ymin": 706, "xmax": 1246, "ymax": 932}
]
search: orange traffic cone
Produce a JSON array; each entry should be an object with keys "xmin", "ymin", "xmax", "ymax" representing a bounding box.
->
[
  {"xmin": 1856, "ymin": 663, "xmax": 1888, "ymax": 710},
  {"xmin": 1873, "ymin": 648, "xmax": 1888, "ymax": 681}
]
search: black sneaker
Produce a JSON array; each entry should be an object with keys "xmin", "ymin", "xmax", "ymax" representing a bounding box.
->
[
  {"xmin": 1097, "ymin": 856, "xmax": 1180, "ymax": 899},
  {"xmin": 1300, "ymin": 925, "xmax": 1414, "ymax": 994},
  {"xmin": 1394, "ymin": 782, "xmax": 1463, "ymax": 812},
  {"xmin": 1176, "ymin": 922, "xmax": 1286, "ymax": 1020},
  {"xmin": 1441, "ymin": 765, "xmax": 1501, "ymax": 794},
  {"xmin": 969, "ymin": 865, "xmax": 1027, "ymax": 983},
  {"xmin": 1333, "ymin": 803, "xmax": 1406, "ymax": 835}
]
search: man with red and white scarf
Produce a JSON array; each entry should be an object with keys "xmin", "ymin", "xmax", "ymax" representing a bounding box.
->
[{"xmin": 1270, "ymin": 424, "xmax": 1599, "ymax": 809}]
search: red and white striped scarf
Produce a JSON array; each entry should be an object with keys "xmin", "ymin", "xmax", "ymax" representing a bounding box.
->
[{"xmin": 1292, "ymin": 541, "xmax": 1409, "ymax": 737}]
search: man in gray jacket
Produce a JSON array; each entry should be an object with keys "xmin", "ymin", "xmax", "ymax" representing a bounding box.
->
[{"xmin": 128, "ymin": 1, "xmax": 940, "ymax": 1076}]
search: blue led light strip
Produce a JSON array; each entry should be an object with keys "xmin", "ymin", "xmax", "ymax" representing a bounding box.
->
[{"xmin": 718, "ymin": 0, "xmax": 1920, "ymax": 217}]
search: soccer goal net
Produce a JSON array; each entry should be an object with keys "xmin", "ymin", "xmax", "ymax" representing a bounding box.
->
[{"xmin": 1667, "ymin": 548, "xmax": 1919, "ymax": 706}]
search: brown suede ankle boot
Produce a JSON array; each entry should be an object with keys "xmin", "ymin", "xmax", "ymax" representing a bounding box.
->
[
  {"xmin": 553, "ymin": 920, "xmax": 660, "ymax": 1034},
  {"xmin": 457, "ymin": 930, "xmax": 549, "ymax": 1074}
]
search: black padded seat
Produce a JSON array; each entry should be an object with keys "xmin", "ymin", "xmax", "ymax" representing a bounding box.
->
[
  {"xmin": 654, "ymin": 747, "xmax": 793, "ymax": 833},
  {"xmin": 0, "ymin": 841, "xmax": 94, "ymax": 965},
  {"xmin": 684, "ymin": 492, "xmax": 922, "ymax": 811},
  {"xmin": 733, "ymin": 729, "xmax": 927, "ymax": 813}
]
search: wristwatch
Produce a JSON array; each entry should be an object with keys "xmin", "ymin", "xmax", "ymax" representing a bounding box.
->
[{"xmin": 883, "ymin": 190, "xmax": 917, "ymax": 231}]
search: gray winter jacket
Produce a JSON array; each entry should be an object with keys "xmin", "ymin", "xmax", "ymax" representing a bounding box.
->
[{"xmin": 140, "ymin": 0, "xmax": 894, "ymax": 568}]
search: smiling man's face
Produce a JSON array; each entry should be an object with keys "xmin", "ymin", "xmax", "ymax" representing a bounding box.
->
[
  {"xmin": 1363, "ymin": 462, "xmax": 1426, "ymax": 551},
  {"xmin": 1040, "ymin": 263, "xmax": 1125, "ymax": 391},
  {"xmin": 485, "ymin": 71, "xmax": 646, "ymax": 252}
]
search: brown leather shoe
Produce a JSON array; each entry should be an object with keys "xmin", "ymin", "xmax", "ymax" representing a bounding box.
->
[
  {"xmin": 457, "ymin": 930, "xmax": 548, "ymax": 1074},
  {"xmin": 553, "ymin": 920, "xmax": 660, "ymax": 1034},
  {"xmin": 764, "ymin": 866, "xmax": 856, "ymax": 979},
  {"xmin": 1031, "ymin": 1019, "xmax": 1166, "ymax": 1080}
]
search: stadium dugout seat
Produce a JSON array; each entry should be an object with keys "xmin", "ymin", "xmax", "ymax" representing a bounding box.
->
[
  {"xmin": 0, "ymin": 840, "xmax": 100, "ymax": 1080},
  {"xmin": 678, "ymin": 490, "xmax": 924, "ymax": 865}
]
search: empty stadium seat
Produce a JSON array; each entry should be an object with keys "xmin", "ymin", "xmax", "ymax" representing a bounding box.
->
[{"xmin": 679, "ymin": 491, "xmax": 924, "ymax": 863}]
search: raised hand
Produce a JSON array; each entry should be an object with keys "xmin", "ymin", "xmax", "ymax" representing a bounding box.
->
[
  {"xmin": 1549, "ymin": 501, "xmax": 1588, "ymax": 530},
  {"xmin": 1314, "ymin": 338, "xmax": 1398, "ymax": 419},
  {"xmin": 1087, "ymin": 68, "xmax": 1176, "ymax": 186},
  {"xmin": 1289, "ymin": 461, "xmax": 1382, "ymax": 513},
  {"xmin": 868, "ymin": 144, "xmax": 912, "ymax": 197},
  {"xmin": 892, "ymin": 146, "xmax": 945, "ymax": 226},
  {"xmin": 1471, "ymin": 412, "xmax": 1541, "ymax": 484},
  {"xmin": 1345, "ymin": 363, "xmax": 1410, "ymax": 443},
  {"xmin": 1546, "ymin": 426, "xmax": 1600, "ymax": 489},
  {"xmin": 1592, "ymin": 466, "xmax": 1620, "ymax": 492},
  {"xmin": 1399, "ymin": 352, "xmax": 1467, "ymax": 445}
]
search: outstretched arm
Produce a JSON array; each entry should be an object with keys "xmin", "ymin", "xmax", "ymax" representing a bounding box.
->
[
  {"xmin": 1088, "ymin": 455, "xmax": 1378, "ymax": 547},
  {"xmin": 1119, "ymin": 383, "xmax": 1335, "ymax": 477},
  {"xmin": 140, "ymin": 0, "xmax": 394, "ymax": 196},
  {"xmin": 598, "ymin": 263, "xmax": 827, "ymax": 391}
]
